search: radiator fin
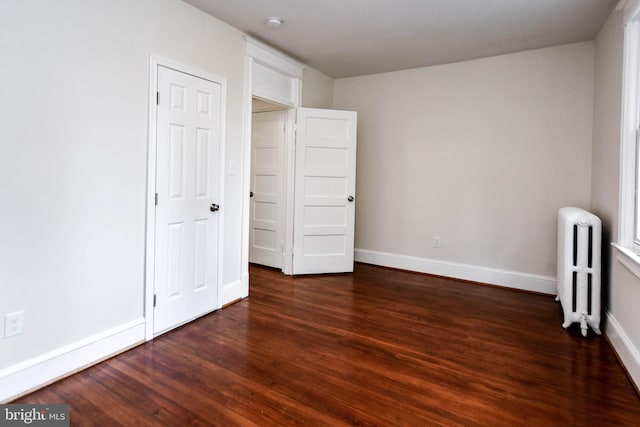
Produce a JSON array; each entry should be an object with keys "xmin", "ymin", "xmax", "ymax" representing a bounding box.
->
[
  {"xmin": 572, "ymin": 225, "xmax": 578, "ymax": 267},
  {"xmin": 587, "ymin": 273, "xmax": 593, "ymax": 316},
  {"xmin": 572, "ymin": 271, "xmax": 577, "ymax": 312},
  {"xmin": 588, "ymin": 226, "xmax": 593, "ymax": 268}
]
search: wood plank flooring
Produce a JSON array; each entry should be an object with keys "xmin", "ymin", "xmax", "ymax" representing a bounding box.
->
[{"xmin": 15, "ymin": 263, "xmax": 640, "ymax": 426}]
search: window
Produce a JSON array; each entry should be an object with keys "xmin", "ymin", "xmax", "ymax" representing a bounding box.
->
[{"xmin": 617, "ymin": 0, "xmax": 640, "ymax": 266}]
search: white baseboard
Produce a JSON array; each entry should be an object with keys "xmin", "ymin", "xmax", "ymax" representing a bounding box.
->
[
  {"xmin": 220, "ymin": 278, "xmax": 248, "ymax": 307},
  {"xmin": 604, "ymin": 309, "xmax": 640, "ymax": 390},
  {"xmin": 0, "ymin": 318, "xmax": 145, "ymax": 403},
  {"xmin": 355, "ymin": 248, "xmax": 556, "ymax": 294}
]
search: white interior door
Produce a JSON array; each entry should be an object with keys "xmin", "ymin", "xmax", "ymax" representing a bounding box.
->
[
  {"xmin": 250, "ymin": 110, "xmax": 285, "ymax": 268},
  {"xmin": 154, "ymin": 65, "xmax": 222, "ymax": 334},
  {"xmin": 293, "ymin": 108, "xmax": 357, "ymax": 274}
]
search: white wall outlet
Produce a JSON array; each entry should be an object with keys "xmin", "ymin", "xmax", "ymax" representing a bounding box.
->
[
  {"xmin": 5, "ymin": 311, "xmax": 24, "ymax": 338},
  {"xmin": 433, "ymin": 236, "xmax": 442, "ymax": 248}
]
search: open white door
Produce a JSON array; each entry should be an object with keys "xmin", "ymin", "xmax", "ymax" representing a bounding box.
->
[
  {"xmin": 250, "ymin": 110, "xmax": 285, "ymax": 268},
  {"xmin": 292, "ymin": 108, "xmax": 357, "ymax": 274},
  {"xmin": 154, "ymin": 65, "xmax": 222, "ymax": 335}
]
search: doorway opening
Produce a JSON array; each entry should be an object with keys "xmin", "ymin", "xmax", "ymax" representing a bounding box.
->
[
  {"xmin": 249, "ymin": 101, "xmax": 359, "ymax": 275},
  {"xmin": 249, "ymin": 98, "xmax": 291, "ymax": 271},
  {"xmin": 242, "ymin": 39, "xmax": 357, "ymax": 281}
]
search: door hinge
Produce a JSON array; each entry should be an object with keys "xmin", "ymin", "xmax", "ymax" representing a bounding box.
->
[
  {"xmin": 153, "ymin": 294, "xmax": 157, "ymax": 307},
  {"xmin": 156, "ymin": 92, "xmax": 160, "ymax": 105},
  {"xmin": 155, "ymin": 193, "xmax": 158, "ymax": 206}
]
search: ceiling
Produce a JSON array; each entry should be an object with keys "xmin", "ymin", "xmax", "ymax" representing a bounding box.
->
[{"xmin": 183, "ymin": 0, "xmax": 618, "ymax": 78}]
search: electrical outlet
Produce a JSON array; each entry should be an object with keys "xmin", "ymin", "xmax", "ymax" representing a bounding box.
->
[
  {"xmin": 433, "ymin": 236, "xmax": 441, "ymax": 248},
  {"xmin": 5, "ymin": 311, "xmax": 24, "ymax": 338}
]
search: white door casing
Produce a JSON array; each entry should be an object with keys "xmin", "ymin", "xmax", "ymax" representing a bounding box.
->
[
  {"xmin": 153, "ymin": 65, "xmax": 222, "ymax": 335},
  {"xmin": 250, "ymin": 110, "xmax": 286, "ymax": 268},
  {"xmin": 292, "ymin": 108, "xmax": 358, "ymax": 274},
  {"xmin": 242, "ymin": 39, "xmax": 303, "ymax": 282}
]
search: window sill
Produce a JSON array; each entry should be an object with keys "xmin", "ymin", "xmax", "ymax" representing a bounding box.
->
[{"xmin": 612, "ymin": 243, "xmax": 640, "ymax": 280}]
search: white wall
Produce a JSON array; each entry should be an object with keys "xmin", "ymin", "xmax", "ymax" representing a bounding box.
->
[
  {"xmin": 334, "ymin": 42, "xmax": 595, "ymax": 291},
  {"xmin": 591, "ymin": 9, "xmax": 640, "ymax": 388},
  {"xmin": 0, "ymin": 0, "xmax": 245, "ymax": 398},
  {"xmin": 302, "ymin": 67, "xmax": 334, "ymax": 108}
]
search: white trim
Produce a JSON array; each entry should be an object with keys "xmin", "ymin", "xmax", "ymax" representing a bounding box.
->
[
  {"xmin": 144, "ymin": 57, "xmax": 159, "ymax": 340},
  {"xmin": 612, "ymin": 242, "xmax": 640, "ymax": 279},
  {"xmin": 240, "ymin": 272, "xmax": 249, "ymax": 290},
  {"xmin": 220, "ymin": 279, "xmax": 247, "ymax": 305},
  {"xmin": 240, "ymin": 56, "xmax": 253, "ymax": 292},
  {"xmin": 282, "ymin": 108, "xmax": 297, "ymax": 274},
  {"xmin": 145, "ymin": 56, "xmax": 228, "ymax": 338},
  {"xmin": 604, "ymin": 309, "xmax": 640, "ymax": 390},
  {"xmin": 355, "ymin": 249, "xmax": 556, "ymax": 294},
  {"xmin": 243, "ymin": 42, "xmax": 303, "ymax": 278},
  {"xmin": 619, "ymin": 0, "xmax": 640, "ymax": 22},
  {"xmin": 618, "ymin": 20, "xmax": 640, "ymax": 252},
  {"xmin": 244, "ymin": 37, "xmax": 304, "ymax": 78},
  {"xmin": 0, "ymin": 318, "xmax": 145, "ymax": 403},
  {"xmin": 250, "ymin": 60, "xmax": 301, "ymax": 108}
]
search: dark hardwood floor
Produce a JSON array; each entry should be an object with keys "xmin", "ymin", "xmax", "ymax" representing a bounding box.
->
[{"xmin": 15, "ymin": 263, "xmax": 640, "ymax": 426}]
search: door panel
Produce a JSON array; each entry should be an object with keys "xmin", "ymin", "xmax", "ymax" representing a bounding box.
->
[
  {"xmin": 293, "ymin": 108, "xmax": 357, "ymax": 274},
  {"xmin": 154, "ymin": 65, "xmax": 221, "ymax": 335},
  {"xmin": 250, "ymin": 110, "xmax": 285, "ymax": 268}
]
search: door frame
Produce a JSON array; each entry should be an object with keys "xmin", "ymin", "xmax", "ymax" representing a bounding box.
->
[
  {"xmin": 144, "ymin": 56, "xmax": 227, "ymax": 340},
  {"xmin": 242, "ymin": 38, "xmax": 304, "ymax": 277}
]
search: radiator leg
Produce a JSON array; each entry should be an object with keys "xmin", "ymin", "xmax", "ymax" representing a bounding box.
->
[
  {"xmin": 590, "ymin": 319, "xmax": 602, "ymax": 335},
  {"xmin": 580, "ymin": 315, "xmax": 588, "ymax": 337}
]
